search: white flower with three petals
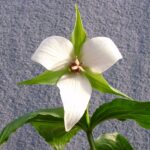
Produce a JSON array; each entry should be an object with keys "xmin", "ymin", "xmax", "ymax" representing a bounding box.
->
[{"xmin": 31, "ymin": 36, "xmax": 122, "ymax": 131}]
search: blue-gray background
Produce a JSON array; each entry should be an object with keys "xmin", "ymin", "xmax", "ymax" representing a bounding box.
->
[{"xmin": 0, "ymin": 0, "xmax": 150, "ymax": 149}]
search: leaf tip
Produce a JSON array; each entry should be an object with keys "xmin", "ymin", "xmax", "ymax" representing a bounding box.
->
[
  {"xmin": 0, "ymin": 142, "xmax": 6, "ymax": 149},
  {"xmin": 17, "ymin": 80, "xmax": 30, "ymax": 85},
  {"xmin": 75, "ymin": 3, "xmax": 78, "ymax": 10},
  {"xmin": 16, "ymin": 81, "xmax": 25, "ymax": 85},
  {"xmin": 74, "ymin": 3, "xmax": 80, "ymax": 17},
  {"xmin": 16, "ymin": 82, "xmax": 21, "ymax": 85}
]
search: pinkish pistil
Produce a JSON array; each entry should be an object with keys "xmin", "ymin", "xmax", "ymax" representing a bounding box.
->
[{"xmin": 70, "ymin": 58, "xmax": 83, "ymax": 73}]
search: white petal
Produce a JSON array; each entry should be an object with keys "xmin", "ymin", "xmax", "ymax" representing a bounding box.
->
[
  {"xmin": 57, "ymin": 74, "xmax": 92, "ymax": 131},
  {"xmin": 81, "ymin": 37, "xmax": 123, "ymax": 73},
  {"xmin": 31, "ymin": 36, "xmax": 73, "ymax": 71}
]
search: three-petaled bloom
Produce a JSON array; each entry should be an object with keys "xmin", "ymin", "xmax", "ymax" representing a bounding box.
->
[{"xmin": 31, "ymin": 36, "xmax": 122, "ymax": 131}]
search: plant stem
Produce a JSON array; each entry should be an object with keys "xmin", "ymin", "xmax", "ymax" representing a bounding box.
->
[
  {"xmin": 85, "ymin": 108, "xmax": 96, "ymax": 150},
  {"xmin": 86, "ymin": 130, "xmax": 96, "ymax": 150}
]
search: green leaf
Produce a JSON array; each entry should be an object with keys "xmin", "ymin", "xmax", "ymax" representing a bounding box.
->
[
  {"xmin": 91, "ymin": 98, "xmax": 150, "ymax": 129},
  {"xmin": 95, "ymin": 132, "xmax": 134, "ymax": 150},
  {"xmin": 31, "ymin": 116, "xmax": 80, "ymax": 150},
  {"xmin": 0, "ymin": 108, "xmax": 80, "ymax": 149},
  {"xmin": 71, "ymin": 4, "xmax": 87, "ymax": 57},
  {"xmin": 17, "ymin": 69, "xmax": 67, "ymax": 85},
  {"xmin": 84, "ymin": 70, "xmax": 132, "ymax": 99}
]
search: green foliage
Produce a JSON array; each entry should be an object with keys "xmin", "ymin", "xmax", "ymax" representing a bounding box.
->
[
  {"xmin": 31, "ymin": 116, "xmax": 79, "ymax": 150},
  {"xmin": 71, "ymin": 4, "xmax": 87, "ymax": 57},
  {"xmin": 2, "ymin": 3, "xmax": 149, "ymax": 150},
  {"xmin": 84, "ymin": 70, "xmax": 132, "ymax": 99},
  {"xmin": 95, "ymin": 132, "xmax": 133, "ymax": 150},
  {"xmin": 17, "ymin": 69, "xmax": 67, "ymax": 85},
  {"xmin": 91, "ymin": 98, "xmax": 150, "ymax": 129},
  {"xmin": 0, "ymin": 108, "xmax": 80, "ymax": 150}
]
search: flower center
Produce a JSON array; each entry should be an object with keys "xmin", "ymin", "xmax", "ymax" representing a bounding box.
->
[{"xmin": 70, "ymin": 58, "xmax": 83, "ymax": 73}]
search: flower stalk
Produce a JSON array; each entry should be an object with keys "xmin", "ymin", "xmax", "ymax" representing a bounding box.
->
[
  {"xmin": 86, "ymin": 131, "xmax": 96, "ymax": 150},
  {"xmin": 85, "ymin": 107, "xmax": 96, "ymax": 150}
]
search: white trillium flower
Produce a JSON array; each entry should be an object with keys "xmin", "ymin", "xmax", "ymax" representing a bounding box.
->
[{"xmin": 31, "ymin": 36, "xmax": 122, "ymax": 131}]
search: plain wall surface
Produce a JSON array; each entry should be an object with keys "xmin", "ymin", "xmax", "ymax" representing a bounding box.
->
[{"xmin": 0, "ymin": 0, "xmax": 150, "ymax": 149}]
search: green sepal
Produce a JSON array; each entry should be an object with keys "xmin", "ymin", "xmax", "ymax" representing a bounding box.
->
[
  {"xmin": 95, "ymin": 132, "xmax": 134, "ymax": 150},
  {"xmin": 84, "ymin": 70, "xmax": 132, "ymax": 99},
  {"xmin": 71, "ymin": 4, "xmax": 87, "ymax": 57},
  {"xmin": 91, "ymin": 98, "xmax": 150, "ymax": 129},
  {"xmin": 17, "ymin": 69, "xmax": 67, "ymax": 85}
]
